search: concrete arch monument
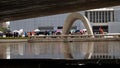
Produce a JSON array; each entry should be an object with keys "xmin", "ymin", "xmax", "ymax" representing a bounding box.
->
[{"xmin": 62, "ymin": 12, "xmax": 93, "ymax": 35}]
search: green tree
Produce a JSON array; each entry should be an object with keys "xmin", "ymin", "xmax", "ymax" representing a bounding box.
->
[{"xmin": 0, "ymin": 27, "xmax": 8, "ymax": 32}]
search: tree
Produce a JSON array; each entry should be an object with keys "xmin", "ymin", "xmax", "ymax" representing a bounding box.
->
[{"xmin": 0, "ymin": 27, "xmax": 8, "ymax": 32}]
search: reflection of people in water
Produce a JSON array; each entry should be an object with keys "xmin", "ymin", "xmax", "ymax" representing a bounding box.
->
[{"xmin": 99, "ymin": 26, "xmax": 104, "ymax": 34}]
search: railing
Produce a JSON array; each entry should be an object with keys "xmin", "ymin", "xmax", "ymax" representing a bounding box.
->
[
  {"xmin": 29, "ymin": 34, "xmax": 120, "ymax": 39},
  {"xmin": 27, "ymin": 34, "xmax": 120, "ymax": 42}
]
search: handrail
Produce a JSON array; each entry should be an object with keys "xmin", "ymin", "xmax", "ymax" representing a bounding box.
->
[{"xmin": 29, "ymin": 34, "xmax": 120, "ymax": 39}]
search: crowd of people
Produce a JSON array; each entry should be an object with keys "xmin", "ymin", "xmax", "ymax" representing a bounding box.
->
[
  {"xmin": 0, "ymin": 29, "xmax": 89, "ymax": 38},
  {"xmin": 0, "ymin": 27, "xmax": 105, "ymax": 38}
]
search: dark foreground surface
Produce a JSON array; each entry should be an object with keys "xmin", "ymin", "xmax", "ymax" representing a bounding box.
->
[{"xmin": 0, "ymin": 59, "xmax": 120, "ymax": 68}]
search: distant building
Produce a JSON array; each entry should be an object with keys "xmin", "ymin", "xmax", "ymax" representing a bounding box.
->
[
  {"xmin": 10, "ymin": 6, "xmax": 120, "ymax": 33},
  {"xmin": 0, "ymin": 22, "xmax": 7, "ymax": 28}
]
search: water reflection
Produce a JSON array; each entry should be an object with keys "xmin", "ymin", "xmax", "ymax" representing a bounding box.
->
[
  {"xmin": 0, "ymin": 43, "xmax": 7, "ymax": 59},
  {"xmin": 70, "ymin": 42, "xmax": 94, "ymax": 59},
  {"xmin": 0, "ymin": 41, "xmax": 120, "ymax": 59}
]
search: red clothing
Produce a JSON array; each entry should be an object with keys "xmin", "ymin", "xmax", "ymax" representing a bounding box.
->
[{"xmin": 99, "ymin": 27, "xmax": 104, "ymax": 34}]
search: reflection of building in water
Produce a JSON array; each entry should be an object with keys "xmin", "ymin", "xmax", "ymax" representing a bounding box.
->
[
  {"xmin": 91, "ymin": 42, "xmax": 109, "ymax": 59},
  {"xmin": 18, "ymin": 43, "xmax": 24, "ymax": 55},
  {"xmin": 10, "ymin": 42, "xmax": 64, "ymax": 59},
  {"xmin": 31, "ymin": 42, "xmax": 64, "ymax": 58},
  {"xmin": 108, "ymin": 42, "xmax": 120, "ymax": 59},
  {"xmin": 0, "ymin": 45, "xmax": 6, "ymax": 59},
  {"xmin": 10, "ymin": 43, "xmax": 25, "ymax": 59},
  {"xmin": 91, "ymin": 42, "xmax": 120, "ymax": 59},
  {"xmin": 70, "ymin": 42, "xmax": 120, "ymax": 59},
  {"xmin": 10, "ymin": 43, "xmax": 19, "ymax": 55},
  {"xmin": 70, "ymin": 42, "xmax": 90, "ymax": 59},
  {"xmin": 9, "ymin": 42, "xmax": 120, "ymax": 59}
]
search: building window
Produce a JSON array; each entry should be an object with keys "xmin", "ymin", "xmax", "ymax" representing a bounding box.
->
[
  {"xmin": 93, "ymin": 11, "xmax": 95, "ymax": 23},
  {"xmin": 85, "ymin": 11, "xmax": 88, "ymax": 18},
  {"xmin": 57, "ymin": 26, "xmax": 63, "ymax": 29},
  {"xmin": 96, "ymin": 11, "xmax": 98, "ymax": 23},
  {"xmin": 89, "ymin": 11, "xmax": 93, "ymax": 22},
  {"xmin": 85, "ymin": 10, "xmax": 114, "ymax": 23},
  {"xmin": 99, "ymin": 11, "xmax": 102, "ymax": 23},
  {"xmin": 92, "ymin": 26, "xmax": 108, "ymax": 34},
  {"xmin": 111, "ymin": 11, "xmax": 114, "ymax": 22},
  {"xmin": 102, "ymin": 11, "xmax": 105, "ymax": 23},
  {"xmin": 38, "ymin": 26, "xmax": 53, "ymax": 31}
]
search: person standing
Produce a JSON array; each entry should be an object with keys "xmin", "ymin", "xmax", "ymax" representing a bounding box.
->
[{"xmin": 99, "ymin": 26, "xmax": 104, "ymax": 34}]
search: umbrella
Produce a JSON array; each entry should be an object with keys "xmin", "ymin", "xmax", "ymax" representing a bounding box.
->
[
  {"xmin": 83, "ymin": 29, "xmax": 87, "ymax": 31},
  {"xmin": 13, "ymin": 30, "xmax": 18, "ymax": 32},
  {"xmin": 34, "ymin": 29, "xmax": 40, "ymax": 32},
  {"xmin": 56, "ymin": 29, "xmax": 62, "ymax": 33}
]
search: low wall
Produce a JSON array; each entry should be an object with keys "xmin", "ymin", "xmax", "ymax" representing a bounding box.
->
[
  {"xmin": 0, "ymin": 39, "xmax": 27, "ymax": 43},
  {"xmin": 28, "ymin": 37, "xmax": 120, "ymax": 42}
]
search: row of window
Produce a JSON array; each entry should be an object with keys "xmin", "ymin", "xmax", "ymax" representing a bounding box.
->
[
  {"xmin": 85, "ymin": 11, "xmax": 114, "ymax": 23},
  {"xmin": 91, "ymin": 55, "xmax": 116, "ymax": 59}
]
